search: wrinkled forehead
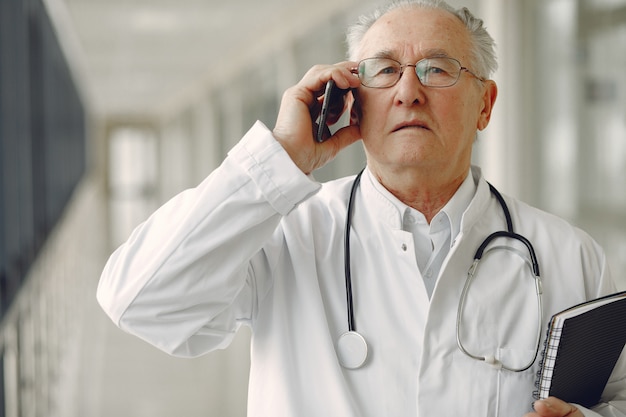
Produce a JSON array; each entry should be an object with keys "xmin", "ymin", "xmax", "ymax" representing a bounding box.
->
[{"xmin": 356, "ymin": 7, "xmax": 473, "ymax": 63}]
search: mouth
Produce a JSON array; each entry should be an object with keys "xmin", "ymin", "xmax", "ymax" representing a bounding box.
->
[{"xmin": 392, "ymin": 120, "xmax": 430, "ymax": 133}]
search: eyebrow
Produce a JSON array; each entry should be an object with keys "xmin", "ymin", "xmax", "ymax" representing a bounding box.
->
[
  {"xmin": 423, "ymin": 48, "xmax": 452, "ymax": 58},
  {"xmin": 369, "ymin": 48, "xmax": 453, "ymax": 61},
  {"xmin": 370, "ymin": 49, "xmax": 397, "ymax": 60}
]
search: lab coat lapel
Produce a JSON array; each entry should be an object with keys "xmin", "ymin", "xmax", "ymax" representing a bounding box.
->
[{"xmin": 417, "ymin": 172, "xmax": 499, "ymax": 416}]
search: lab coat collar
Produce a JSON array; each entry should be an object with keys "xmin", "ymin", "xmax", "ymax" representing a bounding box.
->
[
  {"xmin": 360, "ymin": 168, "xmax": 404, "ymax": 229},
  {"xmin": 460, "ymin": 166, "xmax": 492, "ymax": 236},
  {"xmin": 361, "ymin": 166, "xmax": 479, "ymax": 245}
]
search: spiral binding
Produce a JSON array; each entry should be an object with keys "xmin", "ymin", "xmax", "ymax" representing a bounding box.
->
[{"xmin": 533, "ymin": 318, "xmax": 562, "ymax": 400}]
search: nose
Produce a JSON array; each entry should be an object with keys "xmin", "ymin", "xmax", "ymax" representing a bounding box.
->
[{"xmin": 395, "ymin": 64, "xmax": 426, "ymax": 106}]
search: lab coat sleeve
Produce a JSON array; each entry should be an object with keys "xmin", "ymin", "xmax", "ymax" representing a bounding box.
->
[{"xmin": 97, "ymin": 121, "xmax": 321, "ymax": 357}]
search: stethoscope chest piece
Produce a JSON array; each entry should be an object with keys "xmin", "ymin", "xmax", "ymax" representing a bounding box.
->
[{"xmin": 337, "ymin": 331, "xmax": 368, "ymax": 369}]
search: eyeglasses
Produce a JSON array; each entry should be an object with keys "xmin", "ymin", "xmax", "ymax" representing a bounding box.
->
[{"xmin": 356, "ymin": 56, "xmax": 484, "ymax": 89}]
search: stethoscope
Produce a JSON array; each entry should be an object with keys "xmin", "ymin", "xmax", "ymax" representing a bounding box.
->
[{"xmin": 336, "ymin": 169, "xmax": 544, "ymax": 371}]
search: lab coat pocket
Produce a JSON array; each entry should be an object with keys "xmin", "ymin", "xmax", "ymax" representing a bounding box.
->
[{"xmin": 496, "ymin": 347, "xmax": 539, "ymax": 415}]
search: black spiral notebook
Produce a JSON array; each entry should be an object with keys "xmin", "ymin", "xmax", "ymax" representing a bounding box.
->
[{"xmin": 534, "ymin": 290, "xmax": 626, "ymax": 408}]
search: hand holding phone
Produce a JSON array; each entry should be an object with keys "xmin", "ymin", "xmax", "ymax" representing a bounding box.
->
[{"xmin": 316, "ymin": 80, "xmax": 350, "ymax": 143}]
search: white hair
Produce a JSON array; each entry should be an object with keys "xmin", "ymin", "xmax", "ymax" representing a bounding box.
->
[{"xmin": 346, "ymin": 0, "xmax": 498, "ymax": 79}]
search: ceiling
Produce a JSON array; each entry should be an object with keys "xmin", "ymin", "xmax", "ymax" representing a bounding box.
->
[{"xmin": 46, "ymin": 0, "xmax": 362, "ymax": 122}]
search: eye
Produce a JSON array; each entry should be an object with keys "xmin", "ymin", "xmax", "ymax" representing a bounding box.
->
[
  {"xmin": 358, "ymin": 58, "xmax": 403, "ymax": 87},
  {"xmin": 425, "ymin": 65, "xmax": 449, "ymax": 76},
  {"xmin": 374, "ymin": 63, "xmax": 400, "ymax": 76}
]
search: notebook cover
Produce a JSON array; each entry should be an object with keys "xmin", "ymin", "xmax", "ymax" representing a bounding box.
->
[{"xmin": 545, "ymin": 293, "xmax": 626, "ymax": 408}]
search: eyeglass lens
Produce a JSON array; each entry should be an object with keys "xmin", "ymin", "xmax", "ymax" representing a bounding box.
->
[{"xmin": 358, "ymin": 57, "xmax": 463, "ymax": 88}]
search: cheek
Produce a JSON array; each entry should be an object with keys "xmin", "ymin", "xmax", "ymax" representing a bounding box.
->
[
  {"xmin": 356, "ymin": 93, "xmax": 387, "ymax": 134},
  {"xmin": 435, "ymin": 94, "xmax": 480, "ymax": 136}
]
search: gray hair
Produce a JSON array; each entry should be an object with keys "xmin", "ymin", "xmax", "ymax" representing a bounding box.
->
[{"xmin": 346, "ymin": 0, "xmax": 498, "ymax": 79}]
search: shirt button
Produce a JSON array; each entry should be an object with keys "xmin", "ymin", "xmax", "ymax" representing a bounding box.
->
[
  {"xmin": 425, "ymin": 269, "xmax": 433, "ymax": 279},
  {"xmin": 401, "ymin": 243, "xmax": 408, "ymax": 251}
]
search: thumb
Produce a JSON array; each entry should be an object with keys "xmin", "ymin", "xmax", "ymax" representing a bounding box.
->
[
  {"xmin": 327, "ymin": 124, "xmax": 362, "ymax": 153},
  {"xmin": 533, "ymin": 397, "xmax": 579, "ymax": 417},
  {"xmin": 311, "ymin": 124, "xmax": 362, "ymax": 172}
]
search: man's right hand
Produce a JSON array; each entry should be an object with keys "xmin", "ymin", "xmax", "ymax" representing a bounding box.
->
[
  {"xmin": 272, "ymin": 62, "xmax": 362, "ymax": 175},
  {"xmin": 524, "ymin": 398, "xmax": 582, "ymax": 417}
]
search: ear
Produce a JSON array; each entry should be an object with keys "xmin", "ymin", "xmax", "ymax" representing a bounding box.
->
[
  {"xmin": 349, "ymin": 89, "xmax": 361, "ymax": 126},
  {"xmin": 477, "ymin": 80, "xmax": 498, "ymax": 131}
]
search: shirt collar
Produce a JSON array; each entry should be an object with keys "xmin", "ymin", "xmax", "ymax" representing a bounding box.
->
[{"xmin": 363, "ymin": 167, "xmax": 477, "ymax": 242}]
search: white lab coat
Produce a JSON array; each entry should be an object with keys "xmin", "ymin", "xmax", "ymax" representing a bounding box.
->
[{"xmin": 98, "ymin": 121, "xmax": 626, "ymax": 417}]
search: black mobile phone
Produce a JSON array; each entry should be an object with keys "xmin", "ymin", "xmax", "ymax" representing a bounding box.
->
[{"xmin": 316, "ymin": 80, "xmax": 349, "ymax": 143}]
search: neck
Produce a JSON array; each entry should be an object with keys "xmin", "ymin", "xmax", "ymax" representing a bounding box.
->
[{"xmin": 369, "ymin": 165, "xmax": 468, "ymax": 223}]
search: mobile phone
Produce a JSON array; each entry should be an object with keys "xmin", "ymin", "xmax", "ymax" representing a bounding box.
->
[{"xmin": 316, "ymin": 80, "xmax": 349, "ymax": 143}]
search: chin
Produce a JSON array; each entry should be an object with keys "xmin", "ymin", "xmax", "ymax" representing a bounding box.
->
[
  {"xmin": 380, "ymin": 153, "xmax": 433, "ymax": 172},
  {"xmin": 365, "ymin": 135, "xmax": 434, "ymax": 165}
]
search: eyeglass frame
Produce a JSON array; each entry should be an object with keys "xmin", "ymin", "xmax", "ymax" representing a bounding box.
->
[{"xmin": 353, "ymin": 56, "xmax": 485, "ymax": 89}]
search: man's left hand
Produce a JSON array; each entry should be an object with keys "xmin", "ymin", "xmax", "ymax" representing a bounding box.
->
[{"xmin": 524, "ymin": 397, "xmax": 583, "ymax": 417}]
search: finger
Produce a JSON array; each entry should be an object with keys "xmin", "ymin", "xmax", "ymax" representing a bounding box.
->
[
  {"xmin": 324, "ymin": 124, "xmax": 362, "ymax": 155},
  {"xmin": 533, "ymin": 398, "xmax": 580, "ymax": 417},
  {"xmin": 304, "ymin": 63, "xmax": 360, "ymax": 124},
  {"xmin": 306, "ymin": 124, "xmax": 362, "ymax": 169},
  {"xmin": 304, "ymin": 62, "xmax": 360, "ymax": 99}
]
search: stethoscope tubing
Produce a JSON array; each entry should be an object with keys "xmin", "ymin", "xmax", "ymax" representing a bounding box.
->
[
  {"xmin": 456, "ymin": 246, "xmax": 544, "ymax": 372},
  {"xmin": 457, "ymin": 184, "xmax": 544, "ymax": 372},
  {"xmin": 340, "ymin": 169, "xmax": 544, "ymax": 372},
  {"xmin": 344, "ymin": 169, "xmax": 364, "ymax": 333}
]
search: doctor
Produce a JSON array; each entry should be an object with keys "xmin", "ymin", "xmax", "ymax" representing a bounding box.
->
[{"xmin": 97, "ymin": 1, "xmax": 626, "ymax": 416}]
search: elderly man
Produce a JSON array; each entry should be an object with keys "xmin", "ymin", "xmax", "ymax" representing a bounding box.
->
[{"xmin": 98, "ymin": 1, "xmax": 626, "ymax": 416}]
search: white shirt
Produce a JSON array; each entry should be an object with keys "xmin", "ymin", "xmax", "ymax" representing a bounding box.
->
[
  {"xmin": 98, "ymin": 121, "xmax": 626, "ymax": 417},
  {"xmin": 367, "ymin": 168, "xmax": 476, "ymax": 297}
]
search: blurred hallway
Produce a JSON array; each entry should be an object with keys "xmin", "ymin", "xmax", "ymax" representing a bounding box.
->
[
  {"xmin": 77, "ymin": 274, "xmax": 251, "ymax": 417},
  {"xmin": 47, "ymin": 176, "xmax": 251, "ymax": 417}
]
